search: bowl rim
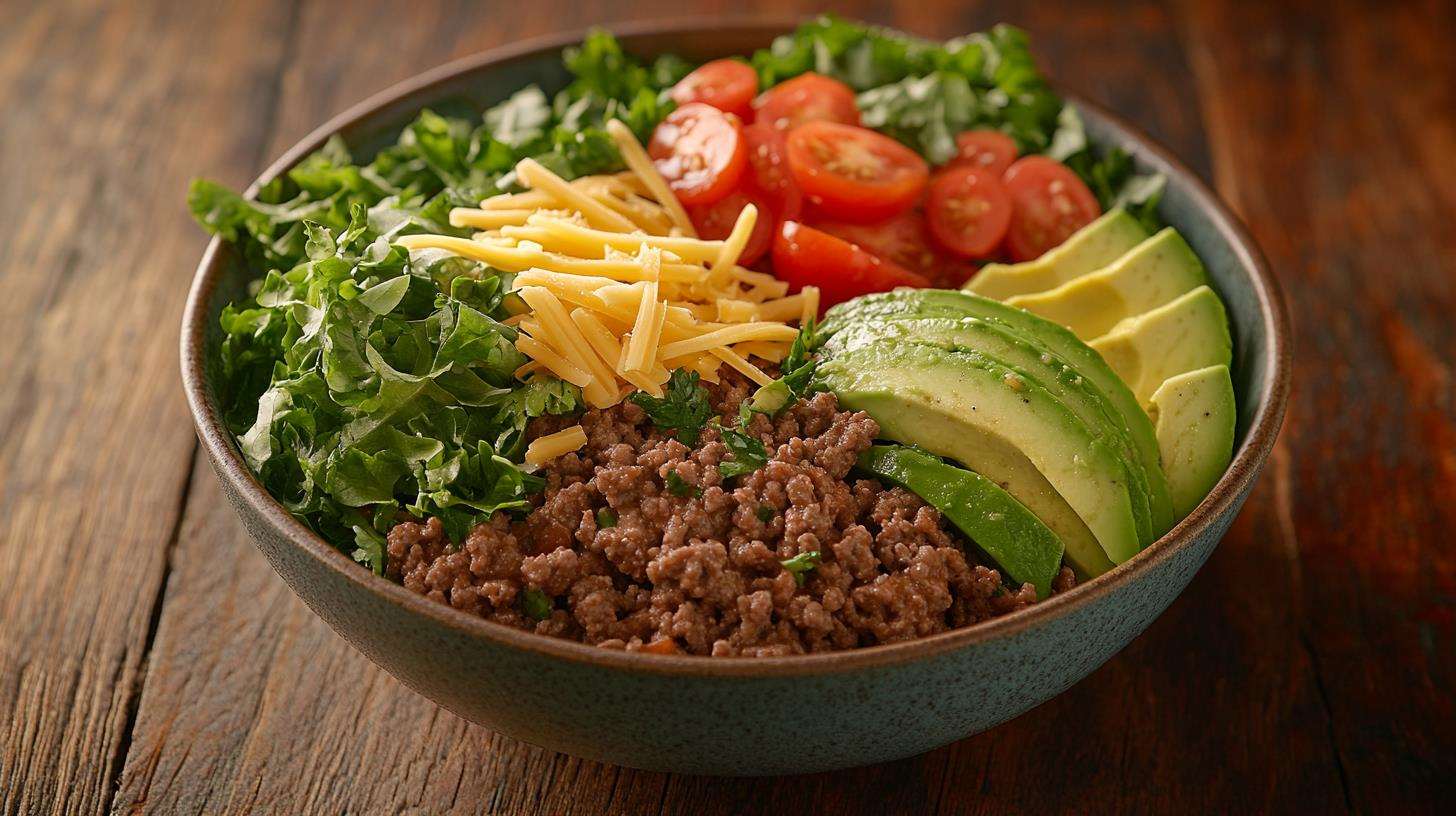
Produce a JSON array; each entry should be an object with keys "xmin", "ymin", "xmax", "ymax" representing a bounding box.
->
[{"xmin": 180, "ymin": 18, "xmax": 1291, "ymax": 678}]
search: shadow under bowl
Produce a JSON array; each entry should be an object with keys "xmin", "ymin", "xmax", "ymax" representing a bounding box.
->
[{"xmin": 180, "ymin": 20, "xmax": 1290, "ymax": 776}]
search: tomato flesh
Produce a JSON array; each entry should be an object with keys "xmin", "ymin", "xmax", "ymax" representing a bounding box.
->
[
  {"xmin": 925, "ymin": 166, "xmax": 1013, "ymax": 259},
  {"xmin": 785, "ymin": 121, "xmax": 929, "ymax": 223},
  {"xmin": 648, "ymin": 103, "xmax": 747, "ymax": 206},
  {"xmin": 688, "ymin": 188, "xmax": 775, "ymax": 266},
  {"xmin": 752, "ymin": 72, "xmax": 860, "ymax": 132},
  {"xmin": 771, "ymin": 221, "xmax": 929, "ymax": 309},
  {"xmin": 950, "ymin": 130, "xmax": 1019, "ymax": 177},
  {"xmin": 1001, "ymin": 156, "xmax": 1102, "ymax": 261},
  {"xmin": 811, "ymin": 209, "xmax": 977, "ymax": 289},
  {"xmin": 741, "ymin": 122, "xmax": 803, "ymax": 223},
  {"xmin": 670, "ymin": 59, "xmax": 758, "ymax": 120}
]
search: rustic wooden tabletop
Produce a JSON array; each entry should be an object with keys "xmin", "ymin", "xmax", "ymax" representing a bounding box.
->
[{"xmin": 2, "ymin": 0, "xmax": 1452, "ymax": 813}]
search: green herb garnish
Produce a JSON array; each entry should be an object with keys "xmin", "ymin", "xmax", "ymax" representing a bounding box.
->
[
  {"xmin": 630, "ymin": 369, "xmax": 714, "ymax": 445},
  {"xmin": 664, "ymin": 470, "xmax": 701, "ymax": 498},
  {"xmin": 596, "ymin": 507, "xmax": 618, "ymax": 528},
  {"xmin": 523, "ymin": 588, "xmax": 554, "ymax": 620},
  {"xmin": 756, "ymin": 504, "xmax": 776, "ymax": 523},
  {"xmin": 780, "ymin": 551, "xmax": 822, "ymax": 586},
  {"xmin": 718, "ymin": 423, "xmax": 769, "ymax": 480}
]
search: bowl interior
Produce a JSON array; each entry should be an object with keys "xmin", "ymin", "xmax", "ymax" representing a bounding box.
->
[{"xmin": 187, "ymin": 21, "xmax": 1288, "ymax": 671}]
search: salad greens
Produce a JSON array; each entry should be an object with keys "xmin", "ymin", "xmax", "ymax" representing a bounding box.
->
[{"xmin": 191, "ymin": 18, "xmax": 1165, "ymax": 573}]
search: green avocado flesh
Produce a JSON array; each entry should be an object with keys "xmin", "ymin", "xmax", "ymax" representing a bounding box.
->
[
  {"xmin": 1004, "ymin": 228, "xmax": 1207, "ymax": 340},
  {"xmin": 1089, "ymin": 285, "xmax": 1233, "ymax": 408},
  {"xmin": 816, "ymin": 341, "xmax": 1143, "ymax": 565},
  {"xmin": 1149, "ymin": 365, "xmax": 1236, "ymax": 517},
  {"xmin": 859, "ymin": 444, "xmax": 1065, "ymax": 597},
  {"xmin": 822, "ymin": 315, "xmax": 1158, "ymax": 546},
  {"xmin": 825, "ymin": 289, "xmax": 1173, "ymax": 539},
  {"xmin": 964, "ymin": 209, "xmax": 1149, "ymax": 300}
]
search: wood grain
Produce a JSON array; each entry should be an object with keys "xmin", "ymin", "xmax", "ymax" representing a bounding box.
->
[
  {"xmin": 0, "ymin": 1, "xmax": 295, "ymax": 813},
  {"xmin": 0, "ymin": 0, "xmax": 1450, "ymax": 813}
]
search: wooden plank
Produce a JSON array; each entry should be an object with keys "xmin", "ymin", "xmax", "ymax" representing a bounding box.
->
[
  {"xmin": 0, "ymin": 1, "xmax": 297, "ymax": 814},
  {"xmin": 1180, "ymin": 0, "xmax": 1456, "ymax": 811}
]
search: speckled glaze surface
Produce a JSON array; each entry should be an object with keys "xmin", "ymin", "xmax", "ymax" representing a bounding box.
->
[{"xmin": 181, "ymin": 21, "xmax": 1290, "ymax": 776}]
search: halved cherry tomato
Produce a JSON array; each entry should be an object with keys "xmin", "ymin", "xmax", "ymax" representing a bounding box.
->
[
  {"xmin": 648, "ymin": 103, "xmax": 747, "ymax": 206},
  {"xmin": 741, "ymin": 122, "xmax": 802, "ymax": 222},
  {"xmin": 688, "ymin": 188, "xmax": 776, "ymax": 266},
  {"xmin": 925, "ymin": 166, "xmax": 1013, "ymax": 258},
  {"xmin": 751, "ymin": 72, "xmax": 860, "ymax": 132},
  {"xmin": 950, "ymin": 130, "xmax": 1018, "ymax": 177},
  {"xmin": 771, "ymin": 221, "xmax": 929, "ymax": 309},
  {"xmin": 785, "ymin": 121, "xmax": 929, "ymax": 223},
  {"xmin": 1001, "ymin": 156, "xmax": 1102, "ymax": 262},
  {"xmin": 670, "ymin": 59, "xmax": 758, "ymax": 120},
  {"xmin": 811, "ymin": 209, "xmax": 977, "ymax": 288}
]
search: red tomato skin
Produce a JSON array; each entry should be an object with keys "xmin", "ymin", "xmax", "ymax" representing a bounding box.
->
[
  {"xmin": 648, "ymin": 103, "xmax": 748, "ymax": 206},
  {"xmin": 1001, "ymin": 156, "xmax": 1102, "ymax": 262},
  {"xmin": 741, "ymin": 122, "xmax": 803, "ymax": 222},
  {"xmin": 670, "ymin": 59, "xmax": 758, "ymax": 120},
  {"xmin": 751, "ymin": 72, "xmax": 861, "ymax": 132},
  {"xmin": 924, "ymin": 166, "xmax": 1013, "ymax": 259},
  {"xmin": 949, "ymin": 130, "xmax": 1019, "ymax": 177},
  {"xmin": 687, "ymin": 188, "xmax": 775, "ymax": 266},
  {"xmin": 784, "ymin": 121, "xmax": 929, "ymax": 223},
  {"xmin": 771, "ymin": 221, "xmax": 930, "ymax": 309},
  {"xmin": 810, "ymin": 210, "xmax": 978, "ymax": 288}
]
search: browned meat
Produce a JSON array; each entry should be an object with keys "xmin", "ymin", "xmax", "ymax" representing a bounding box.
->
[{"xmin": 387, "ymin": 375, "xmax": 1070, "ymax": 656}]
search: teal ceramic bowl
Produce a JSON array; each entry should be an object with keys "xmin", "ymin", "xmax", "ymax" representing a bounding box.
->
[{"xmin": 180, "ymin": 22, "xmax": 1290, "ymax": 776}]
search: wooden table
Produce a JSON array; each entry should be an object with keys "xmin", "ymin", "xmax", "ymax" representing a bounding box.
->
[{"xmin": 2, "ymin": 0, "xmax": 1451, "ymax": 812}]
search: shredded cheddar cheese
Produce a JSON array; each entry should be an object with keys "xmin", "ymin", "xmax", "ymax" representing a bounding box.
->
[{"xmin": 398, "ymin": 123, "xmax": 813, "ymax": 407}]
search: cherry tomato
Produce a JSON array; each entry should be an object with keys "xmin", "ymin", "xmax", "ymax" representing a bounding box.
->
[
  {"xmin": 771, "ymin": 221, "xmax": 929, "ymax": 309},
  {"xmin": 810, "ymin": 209, "xmax": 977, "ymax": 288},
  {"xmin": 785, "ymin": 121, "xmax": 929, "ymax": 223},
  {"xmin": 648, "ymin": 103, "xmax": 747, "ymax": 206},
  {"xmin": 670, "ymin": 59, "xmax": 758, "ymax": 120},
  {"xmin": 949, "ymin": 130, "xmax": 1019, "ymax": 177},
  {"xmin": 925, "ymin": 166, "xmax": 1013, "ymax": 258},
  {"xmin": 752, "ymin": 72, "xmax": 861, "ymax": 132},
  {"xmin": 741, "ymin": 122, "xmax": 803, "ymax": 222},
  {"xmin": 688, "ymin": 188, "xmax": 776, "ymax": 266},
  {"xmin": 1001, "ymin": 156, "xmax": 1102, "ymax": 262}
]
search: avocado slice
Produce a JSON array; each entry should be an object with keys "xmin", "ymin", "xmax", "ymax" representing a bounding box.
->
[
  {"xmin": 824, "ymin": 289, "xmax": 1173, "ymax": 538},
  {"xmin": 817, "ymin": 341, "xmax": 1144, "ymax": 564},
  {"xmin": 1148, "ymin": 365, "xmax": 1236, "ymax": 517},
  {"xmin": 822, "ymin": 315, "xmax": 1159, "ymax": 546},
  {"xmin": 859, "ymin": 444, "xmax": 1065, "ymax": 596},
  {"xmin": 1089, "ymin": 285, "xmax": 1233, "ymax": 407},
  {"xmin": 963, "ymin": 209, "xmax": 1149, "ymax": 300},
  {"xmin": 1004, "ymin": 228, "xmax": 1207, "ymax": 340}
]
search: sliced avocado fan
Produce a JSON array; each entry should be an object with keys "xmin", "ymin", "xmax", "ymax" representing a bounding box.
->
[
  {"xmin": 1004, "ymin": 228, "xmax": 1207, "ymax": 340},
  {"xmin": 859, "ymin": 444, "xmax": 1065, "ymax": 597},
  {"xmin": 963, "ymin": 208, "xmax": 1149, "ymax": 300},
  {"xmin": 825, "ymin": 289, "xmax": 1173, "ymax": 540},
  {"xmin": 822, "ymin": 315, "xmax": 1158, "ymax": 548},
  {"xmin": 816, "ymin": 341, "xmax": 1145, "ymax": 565}
]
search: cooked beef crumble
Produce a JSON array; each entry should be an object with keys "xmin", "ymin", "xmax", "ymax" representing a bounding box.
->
[{"xmin": 386, "ymin": 375, "xmax": 1074, "ymax": 656}]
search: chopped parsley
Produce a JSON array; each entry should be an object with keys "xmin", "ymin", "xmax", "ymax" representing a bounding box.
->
[
  {"xmin": 756, "ymin": 504, "xmax": 776, "ymax": 523},
  {"xmin": 664, "ymin": 470, "xmax": 701, "ymax": 498},
  {"xmin": 717, "ymin": 423, "xmax": 768, "ymax": 480},
  {"xmin": 630, "ymin": 369, "xmax": 713, "ymax": 445},
  {"xmin": 595, "ymin": 507, "xmax": 617, "ymax": 528},
  {"xmin": 522, "ymin": 588, "xmax": 554, "ymax": 620},
  {"xmin": 779, "ymin": 551, "xmax": 822, "ymax": 586}
]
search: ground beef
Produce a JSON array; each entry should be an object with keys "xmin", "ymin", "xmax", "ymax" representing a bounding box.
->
[{"xmin": 387, "ymin": 374, "xmax": 1075, "ymax": 656}]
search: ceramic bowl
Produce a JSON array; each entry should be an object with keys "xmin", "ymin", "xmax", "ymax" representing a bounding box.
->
[{"xmin": 180, "ymin": 21, "xmax": 1290, "ymax": 776}]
